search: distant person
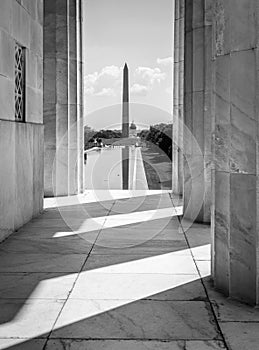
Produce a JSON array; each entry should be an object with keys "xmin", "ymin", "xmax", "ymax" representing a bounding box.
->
[{"xmin": 93, "ymin": 138, "xmax": 97, "ymax": 147}]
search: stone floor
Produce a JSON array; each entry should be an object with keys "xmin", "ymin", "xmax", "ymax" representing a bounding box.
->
[{"xmin": 0, "ymin": 191, "xmax": 258, "ymax": 350}]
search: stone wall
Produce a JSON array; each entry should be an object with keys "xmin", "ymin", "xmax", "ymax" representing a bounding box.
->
[{"xmin": 0, "ymin": 0, "xmax": 44, "ymax": 241}]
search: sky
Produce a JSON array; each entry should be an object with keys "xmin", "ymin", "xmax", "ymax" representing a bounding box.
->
[{"xmin": 83, "ymin": 0, "xmax": 173, "ymax": 130}]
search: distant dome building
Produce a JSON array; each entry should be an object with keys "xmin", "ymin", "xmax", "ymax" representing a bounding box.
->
[{"xmin": 129, "ymin": 121, "xmax": 138, "ymax": 137}]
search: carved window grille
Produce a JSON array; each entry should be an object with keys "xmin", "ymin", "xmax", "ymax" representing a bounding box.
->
[{"xmin": 15, "ymin": 43, "xmax": 26, "ymax": 121}]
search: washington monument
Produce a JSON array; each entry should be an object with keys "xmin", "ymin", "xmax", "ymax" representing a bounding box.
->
[{"xmin": 122, "ymin": 63, "xmax": 129, "ymax": 138}]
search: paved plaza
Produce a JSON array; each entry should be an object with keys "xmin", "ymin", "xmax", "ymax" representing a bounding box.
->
[{"xmin": 0, "ymin": 191, "xmax": 257, "ymax": 349}]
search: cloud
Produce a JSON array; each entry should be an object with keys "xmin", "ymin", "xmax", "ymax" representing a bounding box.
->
[
  {"xmin": 95, "ymin": 88, "xmax": 116, "ymax": 96},
  {"xmin": 131, "ymin": 67, "xmax": 166, "ymax": 96},
  {"xmin": 135, "ymin": 67, "xmax": 166, "ymax": 86},
  {"xmin": 85, "ymin": 64, "xmax": 167, "ymax": 98},
  {"xmin": 85, "ymin": 65, "xmax": 122, "ymax": 96},
  {"xmin": 130, "ymin": 84, "xmax": 148, "ymax": 96},
  {"xmin": 157, "ymin": 57, "xmax": 173, "ymax": 66}
]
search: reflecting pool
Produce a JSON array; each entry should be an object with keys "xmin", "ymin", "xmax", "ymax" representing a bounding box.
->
[{"xmin": 84, "ymin": 146, "xmax": 148, "ymax": 190}]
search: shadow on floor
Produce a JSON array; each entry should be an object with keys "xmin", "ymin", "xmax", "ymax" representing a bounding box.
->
[{"xmin": 0, "ymin": 192, "xmax": 219, "ymax": 350}]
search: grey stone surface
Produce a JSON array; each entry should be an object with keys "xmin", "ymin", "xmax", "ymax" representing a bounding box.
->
[
  {"xmin": 51, "ymin": 299, "xmax": 219, "ymax": 340},
  {"xmin": 0, "ymin": 121, "xmax": 44, "ymax": 242},
  {"xmin": 45, "ymin": 340, "xmax": 185, "ymax": 350},
  {"xmin": 219, "ymin": 322, "xmax": 259, "ymax": 350},
  {"xmin": 44, "ymin": 0, "xmax": 83, "ymax": 197},
  {"xmin": 0, "ymin": 0, "xmax": 44, "ymax": 242},
  {"xmin": 211, "ymin": 0, "xmax": 259, "ymax": 305},
  {"xmin": 0, "ymin": 191, "xmax": 255, "ymax": 348},
  {"xmin": 0, "ymin": 299, "xmax": 64, "ymax": 338},
  {"xmin": 182, "ymin": 0, "xmax": 213, "ymax": 224},
  {"xmin": 0, "ymin": 339, "xmax": 45, "ymax": 350},
  {"xmin": 172, "ymin": 0, "xmax": 184, "ymax": 197}
]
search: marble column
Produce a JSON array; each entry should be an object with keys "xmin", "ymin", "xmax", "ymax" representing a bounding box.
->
[
  {"xmin": 183, "ymin": 0, "xmax": 213, "ymax": 223},
  {"xmin": 44, "ymin": 0, "xmax": 83, "ymax": 197},
  {"xmin": 211, "ymin": 0, "xmax": 259, "ymax": 305},
  {"xmin": 172, "ymin": 0, "xmax": 184, "ymax": 196}
]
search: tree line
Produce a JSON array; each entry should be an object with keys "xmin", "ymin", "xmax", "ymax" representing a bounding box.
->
[
  {"xmin": 138, "ymin": 123, "xmax": 172, "ymax": 160},
  {"xmin": 84, "ymin": 125, "xmax": 122, "ymax": 149}
]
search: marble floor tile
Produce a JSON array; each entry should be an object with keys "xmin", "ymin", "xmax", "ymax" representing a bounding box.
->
[
  {"xmin": 219, "ymin": 322, "xmax": 259, "ymax": 350},
  {"xmin": 144, "ymin": 279, "xmax": 207, "ymax": 301},
  {"xmin": 184, "ymin": 225, "xmax": 211, "ymax": 249},
  {"xmin": 51, "ymin": 300, "xmax": 219, "ymax": 340},
  {"xmin": 96, "ymin": 217, "xmax": 182, "ymax": 233},
  {"xmin": 0, "ymin": 192, "xmax": 233, "ymax": 347},
  {"xmin": 84, "ymin": 251, "xmax": 198, "ymax": 275},
  {"xmin": 0, "ymin": 236, "xmax": 94, "ymax": 255},
  {"xmin": 45, "ymin": 339, "xmax": 185, "ymax": 350},
  {"xmin": 83, "ymin": 254, "xmax": 151, "ymax": 270},
  {"xmin": 0, "ymin": 299, "xmax": 64, "ymax": 338},
  {"xmin": 110, "ymin": 202, "xmax": 179, "ymax": 216},
  {"xmin": 185, "ymin": 340, "xmax": 227, "ymax": 349},
  {"xmin": 0, "ymin": 338, "xmax": 46, "ymax": 350},
  {"xmin": 95, "ymin": 236, "xmax": 188, "ymax": 251},
  {"xmin": 69, "ymin": 272, "xmax": 202, "ymax": 300},
  {"xmin": 0, "ymin": 272, "xmax": 77, "ymax": 300},
  {"xmin": 38, "ymin": 210, "xmax": 110, "ymax": 223},
  {"xmin": 11, "ymin": 226, "xmax": 65, "ymax": 238},
  {"xmin": 44, "ymin": 194, "xmax": 115, "ymax": 210},
  {"xmin": 96, "ymin": 229, "xmax": 186, "ymax": 243},
  {"xmin": 21, "ymin": 219, "xmax": 71, "ymax": 229},
  {"xmin": 191, "ymin": 244, "xmax": 211, "ymax": 261},
  {"xmin": 196, "ymin": 260, "xmax": 211, "ymax": 277},
  {"xmin": 88, "ymin": 208, "xmax": 182, "ymax": 234},
  {"xmin": 91, "ymin": 241, "xmax": 192, "ymax": 256},
  {"xmin": 210, "ymin": 293, "xmax": 259, "ymax": 322},
  {"xmin": 0, "ymin": 253, "xmax": 86, "ymax": 273}
]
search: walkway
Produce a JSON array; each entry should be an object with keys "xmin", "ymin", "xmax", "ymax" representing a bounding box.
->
[
  {"xmin": 0, "ymin": 191, "xmax": 258, "ymax": 350},
  {"xmin": 84, "ymin": 147, "xmax": 148, "ymax": 190}
]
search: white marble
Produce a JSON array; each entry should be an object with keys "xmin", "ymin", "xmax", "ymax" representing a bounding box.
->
[
  {"xmin": 0, "ymin": 235, "xmax": 93, "ymax": 254},
  {"xmin": 196, "ymin": 260, "xmax": 211, "ymax": 277},
  {"xmin": 53, "ymin": 206, "xmax": 182, "ymax": 238},
  {"xmin": 85, "ymin": 251, "xmax": 197, "ymax": 274},
  {"xmin": 44, "ymin": 0, "xmax": 83, "ymax": 196},
  {"xmin": 210, "ymin": 293, "xmax": 259, "ymax": 322},
  {"xmin": 0, "ymin": 339, "xmax": 45, "ymax": 350},
  {"xmin": 185, "ymin": 341, "xmax": 226, "ymax": 349},
  {"xmin": 0, "ymin": 252, "xmax": 86, "ymax": 273},
  {"xmin": 0, "ymin": 121, "xmax": 44, "ymax": 243},
  {"xmin": 191, "ymin": 244, "xmax": 211, "ymax": 261},
  {"xmin": 220, "ymin": 322, "xmax": 259, "ymax": 350},
  {"xmin": 0, "ymin": 190, "xmax": 229, "ymax": 345},
  {"xmin": 95, "ymin": 233, "xmax": 188, "ymax": 250},
  {"xmin": 45, "ymin": 340, "xmax": 184, "ymax": 350},
  {"xmin": 0, "ymin": 272, "xmax": 77, "ymax": 300},
  {"xmin": 69, "ymin": 272, "xmax": 201, "ymax": 301},
  {"xmin": 0, "ymin": 299, "xmax": 64, "ymax": 338},
  {"xmin": 52, "ymin": 299, "xmax": 219, "ymax": 340}
]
